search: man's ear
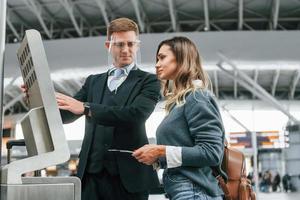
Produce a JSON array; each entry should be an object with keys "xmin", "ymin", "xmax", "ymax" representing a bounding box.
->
[{"xmin": 105, "ymin": 41, "xmax": 110, "ymax": 49}]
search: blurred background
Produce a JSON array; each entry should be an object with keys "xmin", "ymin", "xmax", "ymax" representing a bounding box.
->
[{"xmin": 1, "ymin": 0, "xmax": 300, "ymax": 199}]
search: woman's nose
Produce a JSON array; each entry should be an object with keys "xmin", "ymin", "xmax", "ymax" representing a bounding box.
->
[{"xmin": 155, "ymin": 61, "xmax": 160, "ymax": 68}]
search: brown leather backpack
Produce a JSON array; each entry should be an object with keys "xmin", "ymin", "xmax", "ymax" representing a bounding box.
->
[{"xmin": 212, "ymin": 143, "xmax": 256, "ymax": 200}]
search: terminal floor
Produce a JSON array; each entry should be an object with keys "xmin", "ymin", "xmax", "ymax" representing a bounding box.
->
[{"xmin": 149, "ymin": 192, "xmax": 300, "ymax": 200}]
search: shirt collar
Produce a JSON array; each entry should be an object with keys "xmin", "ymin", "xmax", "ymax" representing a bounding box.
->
[
  {"xmin": 192, "ymin": 79, "xmax": 203, "ymax": 87},
  {"xmin": 108, "ymin": 63, "xmax": 135, "ymax": 76}
]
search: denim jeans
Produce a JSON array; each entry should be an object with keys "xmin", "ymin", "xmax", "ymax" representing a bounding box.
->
[{"xmin": 163, "ymin": 171, "xmax": 223, "ymax": 200}]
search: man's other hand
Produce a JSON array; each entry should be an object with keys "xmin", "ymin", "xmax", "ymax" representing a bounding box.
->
[{"xmin": 21, "ymin": 84, "xmax": 29, "ymax": 97}]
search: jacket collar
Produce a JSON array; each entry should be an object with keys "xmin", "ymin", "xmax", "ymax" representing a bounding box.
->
[{"xmin": 93, "ymin": 67, "xmax": 143, "ymax": 106}]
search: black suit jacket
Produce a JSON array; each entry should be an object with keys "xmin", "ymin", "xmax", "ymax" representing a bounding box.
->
[{"xmin": 60, "ymin": 68, "xmax": 160, "ymax": 192}]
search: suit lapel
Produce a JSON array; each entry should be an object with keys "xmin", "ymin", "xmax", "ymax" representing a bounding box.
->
[
  {"xmin": 92, "ymin": 73, "xmax": 108, "ymax": 103},
  {"xmin": 113, "ymin": 69, "xmax": 144, "ymax": 106}
]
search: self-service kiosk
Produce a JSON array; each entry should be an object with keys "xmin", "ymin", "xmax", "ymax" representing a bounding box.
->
[{"xmin": 0, "ymin": 30, "xmax": 81, "ymax": 200}]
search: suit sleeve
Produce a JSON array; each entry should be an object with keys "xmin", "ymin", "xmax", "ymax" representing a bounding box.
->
[
  {"xmin": 181, "ymin": 91, "xmax": 224, "ymax": 167},
  {"xmin": 89, "ymin": 73, "xmax": 160, "ymax": 126},
  {"xmin": 60, "ymin": 75, "xmax": 91, "ymax": 124}
]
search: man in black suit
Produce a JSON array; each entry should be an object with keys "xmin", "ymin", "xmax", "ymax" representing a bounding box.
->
[{"xmin": 56, "ymin": 18, "xmax": 160, "ymax": 200}]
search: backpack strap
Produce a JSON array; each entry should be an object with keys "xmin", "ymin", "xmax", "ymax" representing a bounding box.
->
[
  {"xmin": 212, "ymin": 138, "xmax": 231, "ymax": 200},
  {"xmin": 212, "ymin": 169, "xmax": 232, "ymax": 200}
]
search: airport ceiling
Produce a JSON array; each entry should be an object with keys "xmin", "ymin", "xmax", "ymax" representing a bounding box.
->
[
  {"xmin": 3, "ymin": 0, "xmax": 300, "ymax": 117},
  {"xmin": 5, "ymin": 0, "xmax": 300, "ymax": 43}
]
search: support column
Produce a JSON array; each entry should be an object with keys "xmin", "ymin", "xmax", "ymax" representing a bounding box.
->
[
  {"xmin": 284, "ymin": 124, "xmax": 300, "ymax": 191},
  {"xmin": 0, "ymin": 0, "xmax": 7, "ymax": 164}
]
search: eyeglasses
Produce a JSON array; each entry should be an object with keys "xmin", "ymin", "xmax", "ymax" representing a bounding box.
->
[{"xmin": 110, "ymin": 40, "xmax": 140, "ymax": 49}]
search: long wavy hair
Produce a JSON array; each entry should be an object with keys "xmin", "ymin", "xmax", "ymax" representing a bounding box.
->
[{"xmin": 156, "ymin": 36, "xmax": 211, "ymax": 112}]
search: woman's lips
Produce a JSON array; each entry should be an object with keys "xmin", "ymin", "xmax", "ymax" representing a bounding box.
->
[{"xmin": 156, "ymin": 71, "xmax": 162, "ymax": 75}]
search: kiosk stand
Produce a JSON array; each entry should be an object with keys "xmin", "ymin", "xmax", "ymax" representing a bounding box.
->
[{"xmin": 0, "ymin": 30, "xmax": 81, "ymax": 200}]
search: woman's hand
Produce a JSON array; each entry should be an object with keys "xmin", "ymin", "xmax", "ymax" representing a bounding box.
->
[
  {"xmin": 132, "ymin": 144, "xmax": 166, "ymax": 165},
  {"xmin": 56, "ymin": 92, "xmax": 84, "ymax": 115}
]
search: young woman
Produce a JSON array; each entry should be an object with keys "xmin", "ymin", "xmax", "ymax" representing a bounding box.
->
[{"xmin": 133, "ymin": 36, "xmax": 225, "ymax": 200}]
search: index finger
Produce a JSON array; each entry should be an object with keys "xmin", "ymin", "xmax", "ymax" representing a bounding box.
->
[{"xmin": 55, "ymin": 92, "xmax": 68, "ymax": 99}]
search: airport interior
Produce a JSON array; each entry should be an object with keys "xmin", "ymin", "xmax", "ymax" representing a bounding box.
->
[{"xmin": 1, "ymin": 0, "xmax": 300, "ymax": 200}]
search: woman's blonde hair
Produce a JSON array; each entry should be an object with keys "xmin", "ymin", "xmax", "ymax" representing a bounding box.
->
[{"xmin": 156, "ymin": 36, "xmax": 211, "ymax": 112}]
